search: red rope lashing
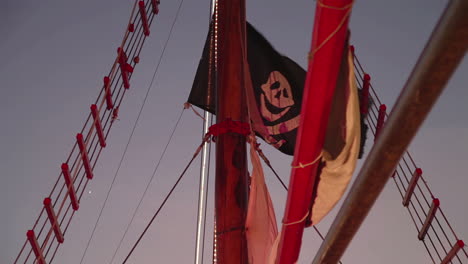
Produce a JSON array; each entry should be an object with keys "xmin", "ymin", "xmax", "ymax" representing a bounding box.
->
[{"xmin": 207, "ymin": 119, "xmax": 250, "ymax": 140}]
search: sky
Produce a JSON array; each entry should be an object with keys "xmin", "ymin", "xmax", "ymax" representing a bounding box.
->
[{"xmin": 1, "ymin": 0, "xmax": 467, "ymax": 263}]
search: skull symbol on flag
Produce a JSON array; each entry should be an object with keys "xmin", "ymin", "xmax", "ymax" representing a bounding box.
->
[{"xmin": 260, "ymin": 71, "xmax": 295, "ymax": 122}]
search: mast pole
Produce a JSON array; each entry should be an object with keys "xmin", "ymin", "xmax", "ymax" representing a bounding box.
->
[
  {"xmin": 214, "ymin": 0, "xmax": 249, "ymax": 263},
  {"xmin": 193, "ymin": 1, "xmax": 217, "ymax": 262},
  {"xmin": 276, "ymin": 1, "xmax": 353, "ymax": 263},
  {"xmin": 194, "ymin": 111, "xmax": 212, "ymax": 264}
]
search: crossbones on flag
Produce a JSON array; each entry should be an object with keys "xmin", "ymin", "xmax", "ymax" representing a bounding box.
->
[{"xmin": 188, "ymin": 22, "xmax": 366, "ymax": 158}]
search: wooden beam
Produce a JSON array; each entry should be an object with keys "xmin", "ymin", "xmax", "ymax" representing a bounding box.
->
[{"xmin": 214, "ymin": 0, "xmax": 249, "ymax": 263}]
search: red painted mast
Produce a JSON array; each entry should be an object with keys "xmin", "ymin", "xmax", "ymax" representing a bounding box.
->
[
  {"xmin": 214, "ymin": 0, "xmax": 249, "ymax": 263},
  {"xmin": 276, "ymin": 1, "xmax": 354, "ymax": 263}
]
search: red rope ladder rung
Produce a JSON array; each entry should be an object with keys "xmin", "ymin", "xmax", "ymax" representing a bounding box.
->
[
  {"xmin": 117, "ymin": 48, "xmax": 133, "ymax": 89},
  {"xmin": 403, "ymin": 168, "xmax": 422, "ymax": 207},
  {"xmin": 76, "ymin": 133, "xmax": 93, "ymax": 180},
  {"xmin": 61, "ymin": 163, "xmax": 79, "ymax": 211},
  {"xmin": 418, "ymin": 198, "xmax": 440, "ymax": 240},
  {"xmin": 90, "ymin": 104, "xmax": 106, "ymax": 148},
  {"xmin": 138, "ymin": 1, "xmax": 150, "ymax": 36},
  {"xmin": 360, "ymin": 73, "xmax": 370, "ymax": 115},
  {"xmin": 43, "ymin": 198, "xmax": 64, "ymax": 244},
  {"xmin": 104, "ymin": 76, "xmax": 114, "ymax": 110},
  {"xmin": 26, "ymin": 230, "xmax": 46, "ymax": 264},
  {"xmin": 374, "ymin": 104, "xmax": 386, "ymax": 140},
  {"xmin": 442, "ymin": 240, "xmax": 465, "ymax": 264}
]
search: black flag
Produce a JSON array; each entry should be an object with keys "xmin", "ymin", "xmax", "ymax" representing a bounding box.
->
[{"xmin": 188, "ymin": 22, "xmax": 305, "ymax": 155}]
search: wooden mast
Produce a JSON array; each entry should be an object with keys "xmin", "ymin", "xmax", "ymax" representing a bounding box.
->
[
  {"xmin": 276, "ymin": 0, "xmax": 353, "ymax": 263},
  {"xmin": 214, "ymin": 0, "xmax": 249, "ymax": 263}
]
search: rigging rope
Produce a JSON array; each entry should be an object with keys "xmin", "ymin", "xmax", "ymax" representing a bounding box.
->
[
  {"xmin": 109, "ymin": 108, "xmax": 185, "ymax": 264},
  {"xmin": 79, "ymin": 1, "xmax": 186, "ymax": 262},
  {"xmin": 121, "ymin": 136, "xmax": 210, "ymax": 264}
]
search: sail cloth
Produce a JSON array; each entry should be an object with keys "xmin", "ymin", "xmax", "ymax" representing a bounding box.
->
[{"xmin": 245, "ymin": 139, "xmax": 278, "ymax": 263}]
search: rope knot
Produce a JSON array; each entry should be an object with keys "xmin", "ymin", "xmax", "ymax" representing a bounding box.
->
[
  {"xmin": 291, "ymin": 152, "xmax": 323, "ymax": 169},
  {"xmin": 206, "ymin": 119, "xmax": 250, "ymax": 141}
]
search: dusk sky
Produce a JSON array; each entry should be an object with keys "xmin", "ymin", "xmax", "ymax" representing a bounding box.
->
[{"xmin": 1, "ymin": 0, "xmax": 467, "ymax": 263}]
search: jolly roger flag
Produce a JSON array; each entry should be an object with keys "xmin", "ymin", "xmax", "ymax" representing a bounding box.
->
[
  {"xmin": 188, "ymin": 22, "xmax": 305, "ymax": 155},
  {"xmin": 187, "ymin": 22, "xmax": 368, "ymax": 158}
]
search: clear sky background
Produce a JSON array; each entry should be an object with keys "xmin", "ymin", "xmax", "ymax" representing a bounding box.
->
[{"xmin": 1, "ymin": 0, "xmax": 467, "ymax": 263}]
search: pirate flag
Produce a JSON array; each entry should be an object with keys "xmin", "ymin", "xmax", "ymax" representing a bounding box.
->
[
  {"xmin": 188, "ymin": 22, "xmax": 367, "ymax": 157},
  {"xmin": 188, "ymin": 22, "xmax": 305, "ymax": 155}
]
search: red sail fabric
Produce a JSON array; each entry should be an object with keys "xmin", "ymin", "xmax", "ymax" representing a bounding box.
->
[
  {"xmin": 245, "ymin": 139, "xmax": 278, "ymax": 263},
  {"xmin": 244, "ymin": 38, "xmax": 278, "ymax": 263}
]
